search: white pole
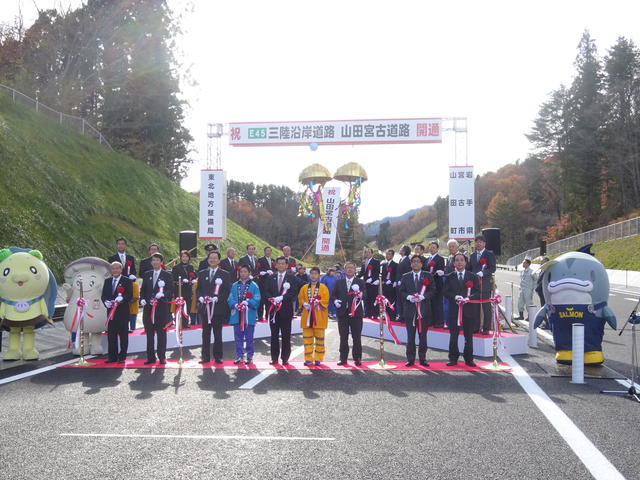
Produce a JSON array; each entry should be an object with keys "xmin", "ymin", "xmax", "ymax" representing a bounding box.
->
[
  {"xmin": 571, "ymin": 323, "xmax": 585, "ymax": 384},
  {"xmin": 505, "ymin": 295, "xmax": 513, "ymax": 323},
  {"xmin": 527, "ymin": 304, "xmax": 537, "ymax": 348}
]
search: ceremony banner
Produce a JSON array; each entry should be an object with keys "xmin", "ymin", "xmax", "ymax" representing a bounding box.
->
[
  {"xmin": 229, "ymin": 118, "xmax": 442, "ymax": 146},
  {"xmin": 199, "ymin": 169, "xmax": 226, "ymax": 239},
  {"xmin": 315, "ymin": 186, "xmax": 341, "ymax": 255},
  {"xmin": 448, "ymin": 166, "xmax": 475, "ymax": 241}
]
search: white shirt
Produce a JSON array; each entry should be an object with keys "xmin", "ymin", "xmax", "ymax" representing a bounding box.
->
[
  {"xmin": 209, "ymin": 267, "xmax": 218, "ymax": 277},
  {"xmin": 112, "ymin": 275, "xmax": 121, "ymax": 292},
  {"xmin": 152, "ymin": 269, "xmax": 160, "ymax": 286},
  {"xmin": 476, "ymin": 249, "xmax": 485, "ymax": 258},
  {"xmin": 346, "ymin": 276, "xmax": 354, "ymax": 289},
  {"xmin": 457, "ymin": 271, "xmax": 464, "ymax": 282},
  {"xmin": 118, "ymin": 252, "xmax": 126, "ymax": 265}
]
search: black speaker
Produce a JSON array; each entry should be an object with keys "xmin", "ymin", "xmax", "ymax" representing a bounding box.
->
[
  {"xmin": 540, "ymin": 240, "xmax": 547, "ymax": 256},
  {"xmin": 482, "ymin": 228, "xmax": 501, "ymax": 256},
  {"xmin": 179, "ymin": 230, "xmax": 197, "ymax": 257}
]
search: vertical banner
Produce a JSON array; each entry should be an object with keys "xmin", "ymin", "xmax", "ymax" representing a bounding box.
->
[
  {"xmin": 315, "ymin": 186, "xmax": 341, "ymax": 255},
  {"xmin": 448, "ymin": 166, "xmax": 475, "ymax": 241},
  {"xmin": 199, "ymin": 169, "xmax": 226, "ymax": 239}
]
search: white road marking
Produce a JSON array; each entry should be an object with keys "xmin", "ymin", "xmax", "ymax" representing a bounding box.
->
[
  {"xmin": 60, "ymin": 433, "xmax": 335, "ymax": 441},
  {"xmin": 624, "ymin": 298, "xmax": 638, "ymax": 302},
  {"xmin": 520, "ymin": 320, "xmax": 554, "ymax": 342},
  {"xmin": 609, "ymin": 294, "xmax": 616, "ymax": 297},
  {"xmin": 239, "ymin": 328, "xmax": 333, "ymax": 390},
  {"xmin": 499, "ymin": 351, "xmax": 625, "ymax": 480},
  {"xmin": 615, "ymin": 378, "xmax": 640, "ymax": 391},
  {"xmin": 0, "ymin": 356, "xmax": 95, "ymax": 386}
]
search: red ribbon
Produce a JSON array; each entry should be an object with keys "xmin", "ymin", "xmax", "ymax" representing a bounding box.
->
[
  {"xmin": 308, "ymin": 296, "xmax": 322, "ymax": 328},
  {"xmin": 236, "ymin": 303, "xmax": 247, "ymax": 331},
  {"xmin": 348, "ymin": 291, "xmax": 362, "ymax": 317},
  {"xmin": 374, "ymin": 295, "xmax": 400, "ymax": 344},
  {"xmin": 267, "ymin": 297, "xmax": 282, "ymax": 323}
]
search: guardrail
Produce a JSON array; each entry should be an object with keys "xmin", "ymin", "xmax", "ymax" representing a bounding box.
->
[
  {"xmin": 507, "ymin": 216, "xmax": 640, "ymax": 266},
  {"xmin": 0, "ymin": 83, "xmax": 113, "ymax": 150}
]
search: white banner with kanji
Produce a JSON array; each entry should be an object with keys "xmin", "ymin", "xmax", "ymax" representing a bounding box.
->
[
  {"xmin": 229, "ymin": 118, "xmax": 442, "ymax": 146},
  {"xmin": 315, "ymin": 186, "xmax": 341, "ymax": 255},
  {"xmin": 199, "ymin": 169, "xmax": 226, "ymax": 239},
  {"xmin": 448, "ymin": 166, "xmax": 475, "ymax": 241}
]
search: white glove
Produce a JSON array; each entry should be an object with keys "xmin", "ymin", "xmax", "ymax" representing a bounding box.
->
[
  {"xmin": 104, "ymin": 300, "xmax": 113, "ymax": 308},
  {"xmin": 303, "ymin": 302, "xmax": 310, "ymax": 310},
  {"xmin": 366, "ymin": 278, "xmax": 372, "ymax": 284},
  {"xmin": 242, "ymin": 300, "xmax": 248, "ymax": 306},
  {"xmin": 274, "ymin": 295, "xmax": 283, "ymax": 303},
  {"xmin": 155, "ymin": 292, "xmax": 164, "ymax": 299},
  {"xmin": 406, "ymin": 295, "xmax": 414, "ymax": 302},
  {"xmin": 198, "ymin": 296, "xmax": 204, "ymax": 303},
  {"xmin": 191, "ymin": 279, "xmax": 197, "ymax": 284},
  {"xmin": 128, "ymin": 274, "xmax": 136, "ymax": 281},
  {"xmin": 334, "ymin": 299, "xmax": 342, "ymax": 308},
  {"xmin": 260, "ymin": 271, "xmax": 267, "ymax": 276},
  {"xmin": 372, "ymin": 280, "xmax": 379, "ymax": 286},
  {"xmin": 140, "ymin": 299, "xmax": 147, "ymax": 307},
  {"xmin": 267, "ymin": 270, "xmax": 273, "ymax": 275},
  {"xmin": 436, "ymin": 270, "xmax": 444, "ymax": 276},
  {"xmin": 211, "ymin": 296, "xmax": 218, "ymax": 303},
  {"xmin": 464, "ymin": 297, "xmax": 470, "ymax": 302},
  {"xmin": 417, "ymin": 294, "xmax": 424, "ymax": 301},
  {"xmin": 115, "ymin": 295, "xmax": 123, "ymax": 303},
  {"xmin": 477, "ymin": 271, "xmax": 484, "ymax": 278},
  {"xmin": 455, "ymin": 295, "xmax": 464, "ymax": 302},
  {"xmin": 182, "ymin": 278, "xmax": 189, "ymax": 284},
  {"xmin": 385, "ymin": 280, "xmax": 392, "ymax": 285}
]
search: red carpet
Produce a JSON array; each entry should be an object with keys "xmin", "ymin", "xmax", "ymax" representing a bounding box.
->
[{"xmin": 62, "ymin": 358, "xmax": 511, "ymax": 372}]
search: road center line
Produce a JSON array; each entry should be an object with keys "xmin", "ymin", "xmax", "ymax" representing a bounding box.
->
[
  {"xmin": 499, "ymin": 351, "xmax": 625, "ymax": 480},
  {"xmin": 60, "ymin": 433, "xmax": 335, "ymax": 441},
  {"xmin": 0, "ymin": 356, "xmax": 95, "ymax": 386}
]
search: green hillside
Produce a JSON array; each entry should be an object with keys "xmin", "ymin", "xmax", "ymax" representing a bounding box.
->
[
  {"xmin": 393, "ymin": 221, "xmax": 438, "ymax": 250},
  {"xmin": 0, "ymin": 94, "xmax": 280, "ymax": 278},
  {"xmin": 546, "ymin": 235, "xmax": 640, "ymax": 271}
]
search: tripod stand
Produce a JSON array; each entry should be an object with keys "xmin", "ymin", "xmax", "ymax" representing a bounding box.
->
[{"xmin": 601, "ymin": 297, "xmax": 640, "ymax": 403}]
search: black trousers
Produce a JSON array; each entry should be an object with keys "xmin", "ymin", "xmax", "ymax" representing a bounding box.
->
[
  {"xmin": 476, "ymin": 278, "xmax": 493, "ymax": 332},
  {"xmin": 395, "ymin": 285, "xmax": 403, "ymax": 319},
  {"xmin": 270, "ymin": 312, "xmax": 292, "ymax": 362},
  {"xmin": 364, "ymin": 284, "xmax": 377, "ymax": 317},
  {"xmin": 143, "ymin": 307, "xmax": 168, "ymax": 361},
  {"xmin": 107, "ymin": 315, "xmax": 128, "ymax": 361},
  {"xmin": 337, "ymin": 315, "xmax": 363, "ymax": 362},
  {"xmin": 449, "ymin": 311, "xmax": 475, "ymax": 362},
  {"xmin": 405, "ymin": 317, "xmax": 428, "ymax": 362},
  {"xmin": 201, "ymin": 315, "xmax": 224, "ymax": 362},
  {"xmin": 432, "ymin": 289, "xmax": 444, "ymax": 327}
]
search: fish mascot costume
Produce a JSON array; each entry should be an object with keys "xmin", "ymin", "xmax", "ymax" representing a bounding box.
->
[
  {"xmin": 0, "ymin": 247, "xmax": 58, "ymax": 360},
  {"xmin": 62, "ymin": 257, "xmax": 111, "ymax": 355},
  {"xmin": 533, "ymin": 249, "xmax": 616, "ymax": 365}
]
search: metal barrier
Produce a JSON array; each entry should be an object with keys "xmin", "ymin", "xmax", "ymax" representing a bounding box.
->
[
  {"xmin": 0, "ymin": 83, "xmax": 113, "ymax": 151},
  {"xmin": 507, "ymin": 216, "xmax": 640, "ymax": 266}
]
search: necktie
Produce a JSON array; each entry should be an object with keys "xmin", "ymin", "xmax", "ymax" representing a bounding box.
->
[
  {"xmin": 153, "ymin": 271, "xmax": 158, "ymax": 286},
  {"xmin": 112, "ymin": 277, "xmax": 117, "ymax": 293},
  {"xmin": 250, "ymin": 257, "xmax": 255, "ymax": 269},
  {"xmin": 414, "ymin": 273, "xmax": 419, "ymax": 290},
  {"xmin": 278, "ymin": 274, "xmax": 283, "ymax": 291},
  {"xmin": 120, "ymin": 253, "xmax": 125, "ymax": 265},
  {"xmin": 459, "ymin": 272, "xmax": 463, "ymax": 282},
  {"xmin": 347, "ymin": 279, "xmax": 352, "ymax": 290}
]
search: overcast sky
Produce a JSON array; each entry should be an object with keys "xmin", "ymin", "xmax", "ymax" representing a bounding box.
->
[{"xmin": 4, "ymin": 1, "xmax": 640, "ymax": 223}]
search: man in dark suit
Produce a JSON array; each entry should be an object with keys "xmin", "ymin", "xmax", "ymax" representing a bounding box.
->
[
  {"xmin": 198, "ymin": 243, "xmax": 218, "ymax": 271},
  {"xmin": 425, "ymin": 241, "xmax": 446, "ymax": 328},
  {"xmin": 256, "ymin": 246, "xmax": 275, "ymax": 321},
  {"xmin": 331, "ymin": 262, "xmax": 367, "ymax": 366},
  {"xmin": 196, "ymin": 250, "xmax": 231, "ymax": 364},
  {"xmin": 265, "ymin": 256, "xmax": 298, "ymax": 364},
  {"xmin": 139, "ymin": 253, "xmax": 174, "ymax": 364},
  {"xmin": 101, "ymin": 261, "xmax": 133, "ymax": 363},
  {"xmin": 468, "ymin": 235, "xmax": 497, "ymax": 334},
  {"xmin": 399, "ymin": 255, "xmax": 436, "ymax": 366},
  {"xmin": 239, "ymin": 243, "xmax": 260, "ymax": 277},
  {"xmin": 220, "ymin": 247, "xmax": 240, "ymax": 281},
  {"xmin": 282, "ymin": 245, "xmax": 297, "ymax": 274},
  {"xmin": 395, "ymin": 245, "xmax": 412, "ymax": 321},
  {"xmin": 413, "ymin": 244, "xmax": 428, "ymax": 271},
  {"xmin": 444, "ymin": 253, "xmax": 480, "ymax": 366},
  {"xmin": 139, "ymin": 243, "xmax": 160, "ymax": 278},
  {"xmin": 381, "ymin": 249, "xmax": 398, "ymax": 317},
  {"xmin": 108, "ymin": 237, "xmax": 137, "ymax": 279},
  {"xmin": 445, "ymin": 239, "xmax": 467, "ymax": 274},
  {"xmin": 358, "ymin": 247, "xmax": 380, "ymax": 318}
]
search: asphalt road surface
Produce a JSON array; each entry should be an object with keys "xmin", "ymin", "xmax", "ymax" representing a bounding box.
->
[{"xmin": 1, "ymin": 270, "xmax": 639, "ymax": 480}]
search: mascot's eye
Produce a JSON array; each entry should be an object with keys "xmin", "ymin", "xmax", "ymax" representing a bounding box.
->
[
  {"xmin": 30, "ymin": 266, "xmax": 38, "ymax": 274},
  {"xmin": 3, "ymin": 268, "xmax": 9, "ymax": 276},
  {"xmin": 89, "ymin": 280, "xmax": 95, "ymax": 287}
]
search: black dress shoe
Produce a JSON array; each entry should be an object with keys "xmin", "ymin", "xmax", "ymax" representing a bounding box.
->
[
  {"xmin": 269, "ymin": 360, "xmax": 279, "ymax": 365},
  {"xmin": 355, "ymin": 361, "xmax": 362, "ymax": 366},
  {"xmin": 481, "ymin": 330, "xmax": 490, "ymax": 335},
  {"xmin": 446, "ymin": 361, "xmax": 458, "ymax": 366},
  {"xmin": 143, "ymin": 360, "xmax": 156, "ymax": 365},
  {"xmin": 405, "ymin": 361, "xmax": 414, "ymax": 367},
  {"xmin": 159, "ymin": 359, "xmax": 167, "ymax": 365},
  {"xmin": 117, "ymin": 358, "xmax": 126, "ymax": 363},
  {"xmin": 282, "ymin": 361, "xmax": 289, "ymax": 366},
  {"xmin": 199, "ymin": 359, "xmax": 210, "ymax": 364},
  {"xmin": 105, "ymin": 359, "xmax": 117, "ymax": 364},
  {"xmin": 465, "ymin": 361, "xmax": 477, "ymax": 367},
  {"xmin": 419, "ymin": 360, "xmax": 429, "ymax": 367},
  {"xmin": 336, "ymin": 361, "xmax": 347, "ymax": 366},
  {"xmin": 214, "ymin": 359, "xmax": 224, "ymax": 364}
]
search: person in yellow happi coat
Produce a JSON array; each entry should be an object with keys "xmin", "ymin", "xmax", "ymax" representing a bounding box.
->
[{"xmin": 298, "ymin": 266, "xmax": 329, "ymax": 365}]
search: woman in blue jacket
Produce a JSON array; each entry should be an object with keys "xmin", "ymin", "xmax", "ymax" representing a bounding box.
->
[{"xmin": 228, "ymin": 264, "xmax": 261, "ymax": 364}]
